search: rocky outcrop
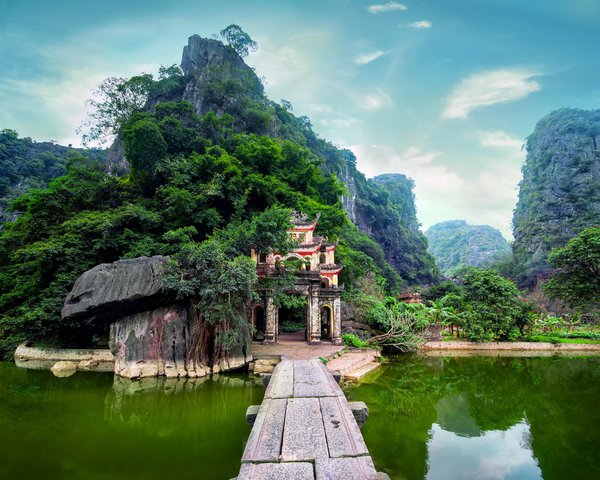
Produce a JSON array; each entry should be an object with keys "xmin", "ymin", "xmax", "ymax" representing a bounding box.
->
[
  {"xmin": 62, "ymin": 255, "xmax": 252, "ymax": 379},
  {"xmin": 14, "ymin": 343, "xmax": 114, "ymax": 374},
  {"xmin": 512, "ymin": 108, "xmax": 600, "ymax": 287},
  {"xmin": 180, "ymin": 35, "xmax": 264, "ymax": 117},
  {"xmin": 109, "ymin": 305, "xmax": 212, "ymax": 379},
  {"xmin": 62, "ymin": 256, "xmax": 169, "ymax": 321},
  {"xmin": 425, "ymin": 220, "xmax": 511, "ymax": 275}
]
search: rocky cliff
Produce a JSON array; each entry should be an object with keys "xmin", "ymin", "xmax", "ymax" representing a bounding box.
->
[
  {"xmin": 157, "ymin": 35, "xmax": 438, "ymax": 286},
  {"xmin": 512, "ymin": 108, "xmax": 600, "ymax": 287},
  {"xmin": 62, "ymin": 256, "xmax": 251, "ymax": 378},
  {"xmin": 425, "ymin": 220, "xmax": 511, "ymax": 275}
]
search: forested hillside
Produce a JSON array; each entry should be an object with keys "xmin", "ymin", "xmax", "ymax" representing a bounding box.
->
[
  {"xmin": 0, "ymin": 33, "xmax": 436, "ymax": 357},
  {"xmin": 0, "ymin": 130, "xmax": 106, "ymax": 224},
  {"xmin": 425, "ymin": 220, "xmax": 511, "ymax": 275},
  {"xmin": 512, "ymin": 108, "xmax": 600, "ymax": 287}
]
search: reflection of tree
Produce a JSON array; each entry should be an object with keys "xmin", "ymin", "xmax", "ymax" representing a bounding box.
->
[
  {"xmin": 346, "ymin": 355, "xmax": 600, "ymax": 480},
  {"xmin": 525, "ymin": 357, "xmax": 600, "ymax": 480}
]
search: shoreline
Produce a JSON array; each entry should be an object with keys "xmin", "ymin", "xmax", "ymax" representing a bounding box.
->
[{"xmin": 420, "ymin": 340, "xmax": 600, "ymax": 356}]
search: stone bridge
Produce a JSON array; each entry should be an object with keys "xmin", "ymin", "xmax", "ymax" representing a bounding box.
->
[{"xmin": 235, "ymin": 359, "xmax": 388, "ymax": 479}]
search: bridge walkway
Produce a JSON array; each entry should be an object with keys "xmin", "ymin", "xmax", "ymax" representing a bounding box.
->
[{"xmin": 236, "ymin": 358, "xmax": 381, "ymax": 480}]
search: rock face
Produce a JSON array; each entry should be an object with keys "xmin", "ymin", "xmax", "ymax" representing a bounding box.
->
[
  {"xmin": 180, "ymin": 35, "xmax": 264, "ymax": 117},
  {"xmin": 334, "ymin": 152, "xmax": 438, "ymax": 286},
  {"xmin": 512, "ymin": 108, "xmax": 600, "ymax": 287},
  {"xmin": 63, "ymin": 255, "xmax": 252, "ymax": 379},
  {"xmin": 109, "ymin": 305, "xmax": 210, "ymax": 379},
  {"xmin": 425, "ymin": 220, "xmax": 511, "ymax": 275},
  {"xmin": 62, "ymin": 256, "xmax": 169, "ymax": 321}
]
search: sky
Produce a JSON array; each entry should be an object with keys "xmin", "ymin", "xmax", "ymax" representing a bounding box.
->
[{"xmin": 1, "ymin": 0, "xmax": 599, "ymax": 239}]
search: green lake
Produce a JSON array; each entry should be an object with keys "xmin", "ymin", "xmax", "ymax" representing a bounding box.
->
[
  {"xmin": 345, "ymin": 354, "xmax": 600, "ymax": 480},
  {"xmin": 1, "ymin": 355, "xmax": 599, "ymax": 479},
  {"xmin": 0, "ymin": 362, "xmax": 263, "ymax": 480}
]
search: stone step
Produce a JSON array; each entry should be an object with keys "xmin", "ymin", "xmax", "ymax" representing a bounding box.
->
[
  {"xmin": 342, "ymin": 362, "xmax": 381, "ymax": 382},
  {"xmin": 327, "ymin": 350, "xmax": 379, "ymax": 377}
]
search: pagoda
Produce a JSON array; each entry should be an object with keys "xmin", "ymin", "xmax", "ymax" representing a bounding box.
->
[{"xmin": 249, "ymin": 212, "xmax": 343, "ymax": 344}]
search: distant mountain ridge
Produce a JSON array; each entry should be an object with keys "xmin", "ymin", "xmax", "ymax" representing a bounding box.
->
[
  {"xmin": 425, "ymin": 220, "xmax": 511, "ymax": 275},
  {"xmin": 0, "ymin": 130, "xmax": 106, "ymax": 225}
]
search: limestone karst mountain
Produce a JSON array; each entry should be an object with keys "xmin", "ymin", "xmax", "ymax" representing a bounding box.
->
[
  {"xmin": 512, "ymin": 108, "xmax": 600, "ymax": 287},
  {"xmin": 425, "ymin": 220, "xmax": 511, "ymax": 276}
]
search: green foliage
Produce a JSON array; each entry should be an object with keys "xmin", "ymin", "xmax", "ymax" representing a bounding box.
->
[
  {"xmin": 78, "ymin": 74, "xmax": 154, "ymax": 145},
  {"xmin": 0, "ymin": 130, "xmax": 105, "ymax": 224},
  {"xmin": 219, "ymin": 24, "xmax": 258, "ymax": 58},
  {"xmin": 341, "ymin": 333, "xmax": 370, "ymax": 348},
  {"xmin": 544, "ymin": 227, "xmax": 600, "ymax": 310},
  {"xmin": 123, "ymin": 115, "xmax": 168, "ymax": 194},
  {"xmin": 422, "ymin": 281, "xmax": 461, "ymax": 302},
  {"xmin": 0, "ymin": 44, "xmax": 443, "ymax": 357},
  {"xmin": 455, "ymin": 268, "xmax": 531, "ymax": 341}
]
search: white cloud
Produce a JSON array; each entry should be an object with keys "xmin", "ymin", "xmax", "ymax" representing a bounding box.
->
[
  {"xmin": 308, "ymin": 103, "xmax": 333, "ymax": 113},
  {"xmin": 443, "ymin": 68, "xmax": 542, "ymax": 119},
  {"xmin": 319, "ymin": 117, "xmax": 363, "ymax": 129},
  {"xmin": 477, "ymin": 130, "xmax": 523, "ymax": 149},
  {"xmin": 354, "ymin": 50, "xmax": 386, "ymax": 65},
  {"xmin": 347, "ymin": 143, "xmax": 522, "ymax": 238},
  {"xmin": 368, "ymin": 2, "xmax": 407, "ymax": 14},
  {"xmin": 409, "ymin": 20, "xmax": 432, "ymax": 29},
  {"xmin": 353, "ymin": 88, "xmax": 393, "ymax": 110}
]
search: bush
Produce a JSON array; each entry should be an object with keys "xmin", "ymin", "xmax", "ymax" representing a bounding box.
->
[{"xmin": 341, "ymin": 333, "xmax": 370, "ymax": 348}]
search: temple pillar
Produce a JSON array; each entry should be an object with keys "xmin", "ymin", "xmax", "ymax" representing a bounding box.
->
[
  {"xmin": 265, "ymin": 294, "xmax": 278, "ymax": 343},
  {"xmin": 332, "ymin": 297, "xmax": 342, "ymax": 345},
  {"xmin": 308, "ymin": 283, "xmax": 321, "ymax": 344}
]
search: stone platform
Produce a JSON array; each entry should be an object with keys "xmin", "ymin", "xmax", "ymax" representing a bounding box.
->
[{"xmin": 236, "ymin": 359, "xmax": 384, "ymax": 480}]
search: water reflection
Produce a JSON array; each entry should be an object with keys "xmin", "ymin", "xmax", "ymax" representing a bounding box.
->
[
  {"xmin": 427, "ymin": 420, "xmax": 542, "ymax": 480},
  {"xmin": 345, "ymin": 355, "xmax": 600, "ymax": 480}
]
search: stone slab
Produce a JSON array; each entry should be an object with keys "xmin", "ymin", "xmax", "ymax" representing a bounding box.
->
[
  {"xmin": 320, "ymin": 396, "xmax": 368, "ymax": 458},
  {"xmin": 348, "ymin": 401, "xmax": 369, "ymax": 428},
  {"xmin": 315, "ymin": 457, "xmax": 379, "ymax": 480},
  {"xmin": 281, "ymin": 397, "xmax": 328, "ymax": 462},
  {"xmin": 264, "ymin": 360, "xmax": 294, "ymax": 399},
  {"xmin": 242, "ymin": 398, "xmax": 287, "ymax": 462},
  {"xmin": 293, "ymin": 360, "xmax": 344, "ymax": 398},
  {"xmin": 246, "ymin": 405, "xmax": 260, "ymax": 426},
  {"xmin": 238, "ymin": 462, "xmax": 314, "ymax": 480}
]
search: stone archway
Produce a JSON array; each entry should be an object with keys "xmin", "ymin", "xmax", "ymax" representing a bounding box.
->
[{"xmin": 320, "ymin": 305, "xmax": 333, "ymax": 341}]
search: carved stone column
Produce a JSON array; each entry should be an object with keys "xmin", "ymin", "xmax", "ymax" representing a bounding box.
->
[
  {"xmin": 265, "ymin": 293, "xmax": 278, "ymax": 343},
  {"xmin": 308, "ymin": 283, "xmax": 321, "ymax": 344},
  {"xmin": 332, "ymin": 296, "xmax": 342, "ymax": 345}
]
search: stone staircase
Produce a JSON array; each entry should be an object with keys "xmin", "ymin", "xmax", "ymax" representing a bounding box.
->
[{"xmin": 326, "ymin": 349, "xmax": 381, "ymax": 382}]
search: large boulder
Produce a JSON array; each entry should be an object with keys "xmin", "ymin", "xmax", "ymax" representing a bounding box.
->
[
  {"xmin": 62, "ymin": 255, "xmax": 252, "ymax": 379},
  {"xmin": 62, "ymin": 256, "xmax": 169, "ymax": 321},
  {"xmin": 109, "ymin": 305, "xmax": 211, "ymax": 379}
]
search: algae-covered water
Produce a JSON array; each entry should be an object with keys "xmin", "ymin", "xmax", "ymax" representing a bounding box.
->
[
  {"xmin": 345, "ymin": 354, "xmax": 600, "ymax": 480},
  {"xmin": 2, "ymin": 356, "xmax": 599, "ymax": 480},
  {"xmin": 0, "ymin": 362, "xmax": 263, "ymax": 480}
]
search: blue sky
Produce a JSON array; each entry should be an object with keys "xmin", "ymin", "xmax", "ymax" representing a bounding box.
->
[{"xmin": 1, "ymin": 0, "xmax": 599, "ymax": 238}]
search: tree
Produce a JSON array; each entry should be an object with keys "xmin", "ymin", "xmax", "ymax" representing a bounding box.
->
[
  {"xmin": 122, "ymin": 115, "xmax": 167, "ymax": 195},
  {"xmin": 219, "ymin": 24, "xmax": 258, "ymax": 57},
  {"xmin": 544, "ymin": 227, "xmax": 600, "ymax": 310},
  {"xmin": 78, "ymin": 74, "xmax": 154, "ymax": 146},
  {"xmin": 459, "ymin": 268, "xmax": 526, "ymax": 341}
]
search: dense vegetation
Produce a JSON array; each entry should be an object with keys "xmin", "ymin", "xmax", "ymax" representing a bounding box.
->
[
  {"xmin": 544, "ymin": 226, "xmax": 600, "ymax": 312},
  {"xmin": 425, "ymin": 220, "xmax": 511, "ymax": 275},
  {"xmin": 0, "ymin": 130, "xmax": 105, "ymax": 224},
  {"xmin": 512, "ymin": 108, "xmax": 600, "ymax": 287},
  {"xmin": 0, "ymin": 34, "xmax": 433, "ymax": 358}
]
